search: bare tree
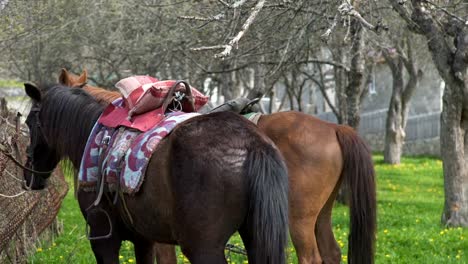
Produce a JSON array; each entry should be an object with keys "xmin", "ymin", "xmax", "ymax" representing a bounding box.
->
[
  {"xmin": 382, "ymin": 33, "xmax": 421, "ymax": 164},
  {"xmin": 390, "ymin": 0, "xmax": 468, "ymax": 226}
]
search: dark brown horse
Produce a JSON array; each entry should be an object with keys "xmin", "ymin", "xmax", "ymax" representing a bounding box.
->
[
  {"xmin": 22, "ymin": 82, "xmax": 289, "ymax": 264},
  {"xmin": 61, "ymin": 69, "xmax": 377, "ymax": 264}
]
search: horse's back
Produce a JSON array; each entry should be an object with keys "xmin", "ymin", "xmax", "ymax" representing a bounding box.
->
[{"xmin": 258, "ymin": 111, "xmax": 343, "ymax": 172}]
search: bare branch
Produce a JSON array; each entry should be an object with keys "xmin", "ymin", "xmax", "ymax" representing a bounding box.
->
[
  {"xmin": 387, "ymin": 0, "xmax": 422, "ymax": 33},
  {"xmin": 231, "ymin": 0, "xmax": 248, "ymax": 9},
  {"xmin": 321, "ymin": 14, "xmax": 339, "ymax": 42},
  {"xmin": 298, "ymin": 59, "xmax": 350, "ymax": 72},
  {"xmin": 301, "ymin": 69, "xmax": 340, "ymax": 119},
  {"xmin": 338, "ymin": 0, "xmax": 379, "ymax": 31},
  {"xmin": 217, "ymin": 0, "xmax": 230, "ymax": 7},
  {"xmin": 178, "ymin": 14, "xmax": 224, "ymax": 22},
  {"xmin": 215, "ymin": 0, "xmax": 266, "ymax": 59},
  {"xmin": 191, "ymin": 45, "xmax": 229, "ymax": 52},
  {"xmin": 425, "ymin": 0, "xmax": 468, "ymax": 25},
  {"xmin": 216, "ymin": 0, "xmax": 248, "ymax": 9}
]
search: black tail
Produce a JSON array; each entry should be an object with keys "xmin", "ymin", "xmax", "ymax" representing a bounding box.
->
[
  {"xmin": 244, "ymin": 143, "xmax": 289, "ymax": 264},
  {"xmin": 335, "ymin": 125, "xmax": 376, "ymax": 264}
]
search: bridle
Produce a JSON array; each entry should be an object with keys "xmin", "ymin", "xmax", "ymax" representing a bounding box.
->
[{"xmin": 23, "ymin": 104, "xmax": 55, "ymax": 188}]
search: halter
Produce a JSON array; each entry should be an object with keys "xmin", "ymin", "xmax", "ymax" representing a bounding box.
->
[{"xmin": 23, "ymin": 104, "xmax": 55, "ymax": 188}]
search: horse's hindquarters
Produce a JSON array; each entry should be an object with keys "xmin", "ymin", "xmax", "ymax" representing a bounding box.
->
[{"xmin": 113, "ymin": 112, "xmax": 289, "ymax": 263}]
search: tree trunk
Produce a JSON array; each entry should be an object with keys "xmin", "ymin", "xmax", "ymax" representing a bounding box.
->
[
  {"xmin": 383, "ymin": 49, "xmax": 406, "ymax": 164},
  {"xmin": 333, "ymin": 49, "xmax": 347, "ymax": 124},
  {"xmin": 381, "ymin": 28, "xmax": 420, "ymax": 164},
  {"xmin": 221, "ymin": 62, "xmax": 236, "ymax": 101},
  {"xmin": 440, "ymin": 81, "xmax": 468, "ymax": 226},
  {"xmin": 247, "ymin": 60, "xmax": 267, "ymax": 99},
  {"xmin": 384, "ymin": 78, "xmax": 405, "ymax": 164},
  {"xmin": 344, "ymin": 19, "xmax": 365, "ymax": 130}
]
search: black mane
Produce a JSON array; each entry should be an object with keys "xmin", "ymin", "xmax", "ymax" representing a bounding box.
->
[{"xmin": 39, "ymin": 84, "xmax": 105, "ymax": 166}]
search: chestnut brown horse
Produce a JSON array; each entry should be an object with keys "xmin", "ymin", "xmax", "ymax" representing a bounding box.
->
[
  {"xmin": 23, "ymin": 83, "xmax": 289, "ymax": 264},
  {"xmin": 60, "ymin": 69, "xmax": 377, "ymax": 264}
]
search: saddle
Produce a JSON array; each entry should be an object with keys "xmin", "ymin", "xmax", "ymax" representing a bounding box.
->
[{"xmin": 99, "ymin": 78, "xmax": 208, "ymax": 132}]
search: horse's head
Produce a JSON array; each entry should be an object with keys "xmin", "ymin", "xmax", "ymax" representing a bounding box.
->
[
  {"xmin": 59, "ymin": 68, "xmax": 87, "ymax": 88},
  {"xmin": 23, "ymin": 82, "xmax": 60, "ymax": 190}
]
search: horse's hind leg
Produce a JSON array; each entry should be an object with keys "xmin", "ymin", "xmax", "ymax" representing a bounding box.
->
[
  {"xmin": 315, "ymin": 183, "xmax": 341, "ymax": 264},
  {"xmin": 175, "ymin": 219, "xmax": 230, "ymax": 264},
  {"xmin": 239, "ymin": 221, "xmax": 266, "ymax": 264},
  {"xmin": 290, "ymin": 213, "xmax": 322, "ymax": 264},
  {"xmin": 288, "ymin": 169, "xmax": 324, "ymax": 264},
  {"xmin": 179, "ymin": 244, "xmax": 227, "ymax": 264}
]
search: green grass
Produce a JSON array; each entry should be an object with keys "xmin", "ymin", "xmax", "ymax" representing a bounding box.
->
[
  {"xmin": 30, "ymin": 155, "xmax": 468, "ymax": 263},
  {"xmin": 0, "ymin": 79, "xmax": 22, "ymax": 88}
]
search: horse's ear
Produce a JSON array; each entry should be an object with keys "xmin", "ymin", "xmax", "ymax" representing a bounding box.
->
[
  {"xmin": 59, "ymin": 68, "xmax": 70, "ymax": 85},
  {"xmin": 24, "ymin": 82, "xmax": 41, "ymax": 102},
  {"xmin": 78, "ymin": 69, "xmax": 88, "ymax": 83}
]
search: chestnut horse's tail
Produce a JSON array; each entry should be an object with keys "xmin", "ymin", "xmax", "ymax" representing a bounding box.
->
[
  {"xmin": 335, "ymin": 125, "xmax": 376, "ymax": 264},
  {"xmin": 244, "ymin": 144, "xmax": 289, "ymax": 264}
]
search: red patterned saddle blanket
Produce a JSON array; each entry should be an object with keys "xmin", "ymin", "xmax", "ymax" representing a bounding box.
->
[{"xmin": 78, "ymin": 103, "xmax": 200, "ymax": 194}]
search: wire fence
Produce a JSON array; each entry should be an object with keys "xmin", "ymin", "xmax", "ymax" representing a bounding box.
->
[
  {"xmin": 0, "ymin": 99, "xmax": 68, "ymax": 263},
  {"xmin": 317, "ymin": 109, "xmax": 441, "ymax": 141}
]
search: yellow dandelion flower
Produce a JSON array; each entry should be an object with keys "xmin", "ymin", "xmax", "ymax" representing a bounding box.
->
[
  {"xmin": 456, "ymin": 255, "xmax": 461, "ymax": 259},
  {"xmin": 385, "ymin": 254, "xmax": 390, "ymax": 257},
  {"xmin": 383, "ymin": 229, "xmax": 389, "ymax": 234},
  {"xmin": 128, "ymin": 259, "xmax": 135, "ymax": 263},
  {"xmin": 36, "ymin": 247, "xmax": 43, "ymax": 252},
  {"xmin": 119, "ymin": 255, "xmax": 124, "ymax": 259}
]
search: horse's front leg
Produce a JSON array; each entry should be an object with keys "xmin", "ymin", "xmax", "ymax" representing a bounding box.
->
[
  {"xmin": 86, "ymin": 206, "xmax": 122, "ymax": 264},
  {"xmin": 132, "ymin": 239, "xmax": 177, "ymax": 264},
  {"xmin": 90, "ymin": 236, "xmax": 122, "ymax": 264},
  {"xmin": 154, "ymin": 242, "xmax": 177, "ymax": 264},
  {"xmin": 78, "ymin": 190, "xmax": 122, "ymax": 264}
]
